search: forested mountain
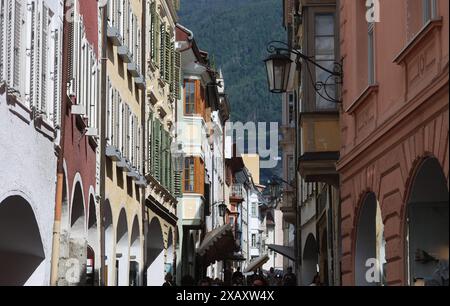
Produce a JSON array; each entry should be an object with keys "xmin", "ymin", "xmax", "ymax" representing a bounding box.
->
[{"xmin": 178, "ymin": 0, "xmax": 285, "ymax": 124}]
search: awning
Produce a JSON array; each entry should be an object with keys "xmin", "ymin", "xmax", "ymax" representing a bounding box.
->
[
  {"xmin": 267, "ymin": 244, "xmax": 296, "ymax": 261},
  {"xmin": 197, "ymin": 224, "xmax": 236, "ymax": 265},
  {"xmin": 244, "ymin": 254, "xmax": 270, "ymax": 273}
]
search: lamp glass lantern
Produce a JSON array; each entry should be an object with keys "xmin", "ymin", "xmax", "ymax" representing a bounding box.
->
[
  {"xmin": 264, "ymin": 51, "xmax": 292, "ymax": 94},
  {"xmin": 171, "ymin": 142, "xmax": 185, "ymax": 172},
  {"xmin": 218, "ymin": 202, "xmax": 227, "ymax": 217},
  {"xmin": 268, "ymin": 180, "xmax": 281, "ymax": 200}
]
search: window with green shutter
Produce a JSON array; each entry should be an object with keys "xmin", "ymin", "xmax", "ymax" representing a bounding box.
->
[
  {"xmin": 160, "ymin": 23, "xmax": 165, "ymax": 78},
  {"xmin": 174, "ymin": 51, "xmax": 181, "ymax": 99},
  {"xmin": 164, "ymin": 31, "xmax": 171, "ymax": 83}
]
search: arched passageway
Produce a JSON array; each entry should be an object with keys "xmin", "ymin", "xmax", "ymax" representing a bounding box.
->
[
  {"xmin": 104, "ymin": 200, "xmax": 114, "ymax": 286},
  {"xmin": 129, "ymin": 216, "xmax": 142, "ymax": 286},
  {"xmin": 116, "ymin": 208, "xmax": 129, "ymax": 286},
  {"xmin": 166, "ymin": 229, "xmax": 174, "ymax": 275},
  {"xmin": 87, "ymin": 195, "xmax": 98, "ymax": 285},
  {"xmin": 302, "ymin": 234, "xmax": 318, "ymax": 286},
  {"xmin": 69, "ymin": 182, "xmax": 87, "ymax": 285},
  {"xmin": 0, "ymin": 195, "xmax": 45, "ymax": 286},
  {"xmin": 406, "ymin": 158, "xmax": 449, "ymax": 286},
  {"xmin": 355, "ymin": 193, "xmax": 386, "ymax": 286},
  {"xmin": 146, "ymin": 217, "xmax": 165, "ymax": 286}
]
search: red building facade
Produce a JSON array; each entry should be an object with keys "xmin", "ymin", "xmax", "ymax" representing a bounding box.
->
[
  {"xmin": 55, "ymin": 0, "xmax": 100, "ymax": 286},
  {"xmin": 338, "ymin": 0, "xmax": 449, "ymax": 285}
]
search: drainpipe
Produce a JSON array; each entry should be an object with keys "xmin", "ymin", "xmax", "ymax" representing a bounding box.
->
[
  {"xmin": 98, "ymin": 1, "xmax": 108, "ymax": 286},
  {"xmin": 50, "ymin": 0, "xmax": 70, "ymax": 286}
]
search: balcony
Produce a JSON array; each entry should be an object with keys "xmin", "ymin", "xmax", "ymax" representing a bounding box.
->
[
  {"xmin": 299, "ymin": 112, "xmax": 340, "ymax": 185},
  {"xmin": 106, "ymin": 25, "xmax": 122, "ymax": 46},
  {"xmin": 280, "ymin": 188, "xmax": 296, "ymax": 225},
  {"xmin": 127, "ymin": 169, "xmax": 140, "ymax": 180},
  {"xmin": 230, "ymin": 184, "xmax": 244, "ymax": 203},
  {"xmin": 106, "ymin": 145, "xmax": 121, "ymax": 161},
  {"xmin": 117, "ymin": 45, "xmax": 132, "ymax": 63},
  {"xmin": 134, "ymin": 75, "xmax": 145, "ymax": 89},
  {"xmin": 179, "ymin": 195, "xmax": 204, "ymax": 229},
  {"xmin": 127, "ymin": 62, "xmax": 140, "ymax": 77},
  {"xmin": 117, "ymin": 157, "xmax": 133, "ymax": 173}
]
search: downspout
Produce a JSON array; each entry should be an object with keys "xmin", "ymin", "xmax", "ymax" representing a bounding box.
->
[
  {"xmin": 98, "ymin": 1, "xmax": 108, "ymax": 286},
  {"xmin": 50, "ymin": 0, "xmax": 70, "ymax": 286}
]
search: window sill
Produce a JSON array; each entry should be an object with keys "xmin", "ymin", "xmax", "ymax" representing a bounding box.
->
[
  {"xmin": 345, "ymin": 84, "xmax": 379, "ymax": 114},
  {"xmin": 393, "ymin": 18, "xmax": 443, "ymax": 64}
]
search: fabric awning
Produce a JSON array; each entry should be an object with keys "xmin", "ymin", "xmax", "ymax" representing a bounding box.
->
[
  {"xmin": 197, "ymin": 224, "xmax": 236, "ymax": 265},
  {"xmin": 267, "ymin": 244, "xmax": 296, "ymax": 261},
  {"xmin": 244, "ymin": 254, "xmax": 270, "ymax": 273}
]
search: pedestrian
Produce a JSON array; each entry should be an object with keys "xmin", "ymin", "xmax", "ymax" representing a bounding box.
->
[
  {"xmin": 268, "ymin": 267, "xmax": 277, "ymax": 286},
  {"xmin": 162, "ymin": 272, "xmax": 174, "ymax": 286},
  {"xmin": 283, "ymin": 267, "xmax": 297, "ymax": 286}
]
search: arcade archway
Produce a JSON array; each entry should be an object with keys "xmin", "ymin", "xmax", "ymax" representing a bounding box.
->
[
  {"xmin": 0, "ymin": 195, "xmax": 45, "ymax": 285},
  {"xmin": 406, "ymin": 157, "xmax": 449, "ymax": 286}
]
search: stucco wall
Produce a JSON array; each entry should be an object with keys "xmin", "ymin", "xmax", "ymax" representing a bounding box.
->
[{"xmin": 0, "ymin": 94, "xmax": 57, "ymax": 285}]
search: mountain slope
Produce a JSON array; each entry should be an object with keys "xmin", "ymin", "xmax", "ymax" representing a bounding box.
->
[{"xmin": 178, "ymin": 0, "xmax": 285, "ymax": 124}]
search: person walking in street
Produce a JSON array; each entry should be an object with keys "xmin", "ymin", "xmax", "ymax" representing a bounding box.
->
[
  {"xmin": 162, "ymin": 273, "xmax": 175, "ymax": 286},
  {"xmin": 268, "ymin": 267, "xmax": 277, "ymax": 286},
  {"xmin": 283, "ymin": 267, "xmax": 297, "ymax": 286}
]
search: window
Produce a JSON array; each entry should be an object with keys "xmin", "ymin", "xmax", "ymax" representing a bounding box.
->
[
  {"xmin": 184, "ymin": 80, "xmax": 196, "ymax": 115},
  {"xmin": 287, "ymin": 92, "xmax": 294, "ymax": 125},
  {"xmin": 229, "ymin": 217, "xmax": 235, "ymax": 226},
  {"xmin": 251, "ymin": 234, "xmax": 256, "ymax": 248},
  {"xmin": 407, "ymin": 0, "xmax": 438, "ymax": 40},
  {"xmin": 184, "ymin": 157, "xmax": 195, "ymax": 192},
  {"xmin": 314, "ymin": 13, "xmax": 336, "ymax": 110},
  {"xmin": 251, "ymin": 203, "xmax": 257, "ymax": 218},
  {"xmin": 423, "ymin": 0, "xmax": 437, "ymax": 23},
  {"xmin": 368, "ymin": 22, "xmax": 375, "ymax": 85},
  {"xmin": 287, "ymin": 155, "xmax": 295, "ymax": 184}
]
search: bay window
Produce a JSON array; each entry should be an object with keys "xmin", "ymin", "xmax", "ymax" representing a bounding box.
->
[
  {"xmin": 184, "ymin": 80, "xmax": 196, "ymax": 115},
  {"xmin": 184, "ymin": 157, "xmax": 195, "ymax": 192}
]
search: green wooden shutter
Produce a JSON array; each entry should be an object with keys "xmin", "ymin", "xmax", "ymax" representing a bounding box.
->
[
  {"xmin": 159, "ymin": 23, "xmax": 165, "ymax": 78},
  {"xmin": 154, "ymin": 120, "xmax": 161, "ymax": 181},
  {"xmin": 146, "ymin": 113, "xmax": 154, "ymax": 175},
  {"xmin": 150, "ymin": 2, "xmax": 156, "ymax": 62},
  {"xmin": 164, "ymin": 32, "xmax": 171, "ymax": 83},
  {"xmin": 174, "ymin": 51, "xmax": 181, "ymax": 99}
]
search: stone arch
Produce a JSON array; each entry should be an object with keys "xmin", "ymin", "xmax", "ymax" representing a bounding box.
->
[
  {"xmin": 70, "ymin": 177, "xmax": 86, "ymax": 237},
  {"xmin": 129, "ymin": 214, "xmax": 142, "ymax": 286},
  {"xmin": 146, "ymin": 217, "xmax": 165, "ymax": 286},
  {"xmin": 354, "ymin": 192, "xmax": 386, "ymax": 286},
  {"xmin": 68, "ymin": 178, "xmax": 87, "ymax": 285},
  {"xmin": 403, "ymin": 156, "xmax": 449, "ymax": 286},
  {"xmin": 116, "ymin": 208, "xmax": 129, "ymax": 286},
  {"xmin": 302, "ymin": 233, "xmax": 318, "ymax": 286},
  {"xmin": 0, "ymin": 195, "xmax": 45, "ymax": 286}
]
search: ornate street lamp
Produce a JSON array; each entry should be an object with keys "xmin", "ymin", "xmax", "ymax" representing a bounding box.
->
[
  {"xmin": 268, "ymin": 179, "xmax": 281, "ymax": 200},
  {"xmin": 171, "ymin": 142, "xmax": 185, "ymax": 173},
  {"xmin": 264, "ymin": 40, "xmax": 343, "ymax": 103},
  {"xmin": 218, "ymin": 202, "xmax": 227, "ymax": 218},
  {"xmin": 264, "ymin": 51, "xmax": 292, "ymax": 93}
]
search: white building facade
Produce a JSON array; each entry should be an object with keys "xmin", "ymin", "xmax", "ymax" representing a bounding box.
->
[{"xmin": 0, "ymin": 0, "xmax": 63, "ymax": 286}]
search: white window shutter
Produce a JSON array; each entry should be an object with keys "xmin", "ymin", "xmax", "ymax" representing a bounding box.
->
[
  {"xmin": 40, "ymin": 3, "xmax": 49, "ymax": 117},
  {"xmin": 0, "ymin": 0, "xmax": 5, "ymax": 82}
]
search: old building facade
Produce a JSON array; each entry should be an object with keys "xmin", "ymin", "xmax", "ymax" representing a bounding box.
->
[
  {"xmin": 338, "ymin": 0, "xmax": 449, "ymax": 286},
  {"xmin": 0, "ymin": 0, "xmax": 62, "ymax": 285}
]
